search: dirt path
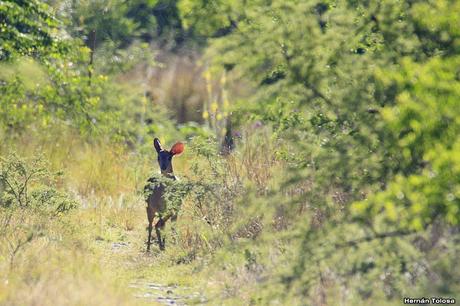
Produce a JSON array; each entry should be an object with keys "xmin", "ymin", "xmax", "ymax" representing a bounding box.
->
[
  {"xmin": 110, "ymin": 242, "xmax": 207, "ymax": 305},
  {"xmin": 129, "ymin": 280, "xmax": 206, "ymax": 305}
]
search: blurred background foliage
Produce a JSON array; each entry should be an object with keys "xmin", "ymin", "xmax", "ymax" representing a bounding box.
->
[{"xmin": 0, "ymin": 0, "xmax": 459, "ymax": 305}]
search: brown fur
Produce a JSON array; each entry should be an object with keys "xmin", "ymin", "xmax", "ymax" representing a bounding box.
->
[
  {"xmin": 145, "ymin": 176, "xmax": 177, "ymax": 251},
  {"xmin": 145, "ymin": 138, "xmax": 183, "ymax": 251}
]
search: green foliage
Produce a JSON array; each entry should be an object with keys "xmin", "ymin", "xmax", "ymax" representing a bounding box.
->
[
  {"xmin": 177, "ymin": 0, "xmax": 460, "ymax": 303},
  {"xmin": 178, "ymin": 0, "xmax": 242, "ymax": 37},
  {"xmin": 0, "ymin": 0, "xmax": 192, "ymax": 144},
  {"xmin": 0, "ymin": 52, "xmax": 110, "ymax": 134},
  {"xmin": 410, "ymin": 0, "xmax": 460, "ymax": 57},
  {"xmin": 66, "ymin": 0, "xmax": 185, "ymax": 51},
  {"xmin": 0, "ymin": 153, "xmax": 76, "ymax": 215},
  {"xmin": 0, "ymin": 0, "xmax": 113, "ymax": 134},
  {"xmin": 0, "ymin": 0, "xmax": 67, "ymax": 61},
  {"xmin": 0, "ymin": 153, "xmax": 77, "ymax": 270},
  {"xmin": 353, "ymin": 55, "xmax": 460, "ymax": 230},
  {"xmin": 92, "ymin": 41, "xmax": 155, "ymax": 75},
  {"xmin": 67, "ymin": 0, "xmax": 138, "ymax": 49}
]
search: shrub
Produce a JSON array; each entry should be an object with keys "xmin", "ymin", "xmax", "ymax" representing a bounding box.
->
[{"xmin": 0, "ymin": 153, "xmax": 77, "ymax": 269}]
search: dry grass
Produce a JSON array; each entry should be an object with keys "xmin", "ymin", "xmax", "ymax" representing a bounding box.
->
[
  {"xmin": 0, "ymin": 208, "xmax": 147, "ymax": 306},
  {"xmin": 0, "ymin": 122, "xmax": 295, "ymax": 306}
]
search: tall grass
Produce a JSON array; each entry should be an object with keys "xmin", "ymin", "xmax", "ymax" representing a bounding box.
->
[{"xmin": 0, "ymin": 127, "xmax": 151, "ymax": 305}]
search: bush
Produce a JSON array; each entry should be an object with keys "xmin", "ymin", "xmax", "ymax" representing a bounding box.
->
[{"xmin": 0, "ymin": 153, "xmax": 77, "ymax": 269}]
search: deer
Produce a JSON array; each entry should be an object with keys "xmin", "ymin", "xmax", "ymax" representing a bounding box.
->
[{"xmin": 144, "ymin": 138, "xmax": 184, "ymax": 252}]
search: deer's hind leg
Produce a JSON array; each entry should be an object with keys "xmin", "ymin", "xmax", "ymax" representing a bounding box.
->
[
  {"xmin": 155, "ymin": 218, "xmax": 166, "ymax": 250},
  {"xmin": 146, "ymin": 206, "xmax": 155, "ymax": 252}
]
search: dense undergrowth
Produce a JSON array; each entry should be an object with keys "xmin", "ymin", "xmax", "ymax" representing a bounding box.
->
[{"xmin": 1, "ymin": 0, "xmax": 459, "ymax": 305}]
